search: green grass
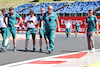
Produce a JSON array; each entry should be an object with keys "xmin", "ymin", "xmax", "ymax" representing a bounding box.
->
[
  {"xmin": 0, "ymin": 0, "xmax": 34, "ymax": 9},
  {"xmin": 56, "ymin": 0, "xmax": 99, "ymax": 1}
]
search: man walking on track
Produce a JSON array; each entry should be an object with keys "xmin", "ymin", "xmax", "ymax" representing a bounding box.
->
[
  {"xmin": 37, "ymin": 8, "xmax": 49, "ymax": 52},
  {"xmin": 42, "ymin": 5, "xmax": 60, "ymax": 54},
  {"xmin": 65, "ymin": 19, "xmax": 72, "ymax": 39},
  {"xmin": 84, "ymin": 9, "xmax": 99, "ymax": 53},
  {"xmin": 75, "ymin": 21, "xmax": 80, "ymax": 38},
  {"xmin": 4, "ymin": 7, "xmax": 22, "ymax": 52},
  {"xmin": 23, "ymin": 10, "xmax": 38, "ymax": 52}
]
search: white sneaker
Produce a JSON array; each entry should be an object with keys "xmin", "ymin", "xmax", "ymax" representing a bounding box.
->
[{"xmin": 91, "ymin": 48, "xmax": 95, "ymax": 53}]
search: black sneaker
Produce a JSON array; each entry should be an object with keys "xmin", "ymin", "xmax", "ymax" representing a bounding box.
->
[
  {"xmin": 47, "ymin": 49, "xmax": 51, "ymax": 54},
  {"xmin": 33, "ymin": 48, "xmax": 36, "ymax": 52},
  {"xmin": 23, "ymin": 48, "xmax": 27, "ymax": 52},
  {"xmin": 38, "ymin": 49, "xmax": 42, "ymax": 52}
]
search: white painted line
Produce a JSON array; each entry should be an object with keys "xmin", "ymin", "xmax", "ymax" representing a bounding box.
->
[
  {"xmin": 14, "ymin": 64, "xmax": 56, "ymax": 67},
  {"xmin": 42, "ymin": 58, "xmax": 78, "ymax": 61}
]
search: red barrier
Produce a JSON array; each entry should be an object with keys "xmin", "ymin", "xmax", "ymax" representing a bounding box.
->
[{"xmin": 17, "ymin": 16, "xmax": 100, "ymax": 33}]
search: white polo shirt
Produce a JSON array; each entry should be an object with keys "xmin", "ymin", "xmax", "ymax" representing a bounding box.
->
[
  {"xmin": 65, "ymin": 21, "xmax": 71, "ymax": 28},
  {"xmin": 24, "ymin": 15, "xmax": 38, "ymax": 28},
  {"xmin": 0, "ymin": 15, "xmax": 7, "ymax": 28}
]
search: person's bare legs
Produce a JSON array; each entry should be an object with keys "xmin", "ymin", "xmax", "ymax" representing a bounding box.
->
[
  {"xmin": 75, "ymin": 33, "xmax": 77, "ymax": 37},
  {"xmin": 23, "ymin": 39, "xmax": 29, "ymax": 52},
  {"xmin": 13, "ymin": 38, "xmax": 17, "ymax": 51},
  {"xmin": 40, "ymin": 38, "xmax": 42, "ymax": 49},
  {"xmin": 25, "ymin": 39, "xmax": 29, "ymax": 49},
  {"xmin": 45, "ymin": 38, "xmax": 49, "ymax": 46},
  {"xmin": 33, "ymin": 39, "xmax": 36, "ymax": 52},
  {"xmin": 69, "ymin": 32, "xmax": 71, "ymax": 38},
  {"xmin": 75, "ymin": 33, "xmax": 78, "ymax": 38},
  {"xmin": 33, "ymin": 39, "xmax": 35, "ymax": 48},
  {"xmin": 45, "ymin": 38, "xmax": 49, "ymax": 50},
  {"xmin": 13, "ymin": 38, "xmax": 16, "ymax": 48},
  {"xmin": 5, "ymin": 37, "xmax": 9, "ymax": 46}
]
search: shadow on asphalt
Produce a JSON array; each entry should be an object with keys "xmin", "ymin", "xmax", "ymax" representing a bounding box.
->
[
  {"xmin": 3, "ymin": 49, "xmax": 49, "ymax": 54},
  {"xmin": 61, "ymin": 50, "xmax": 80, "ymax": 52}
]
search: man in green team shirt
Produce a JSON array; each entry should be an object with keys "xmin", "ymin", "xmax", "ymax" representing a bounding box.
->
[
  {"xmin": 4, "ymin": 7, "xmax": 22, "ymax": 52},
  {"xmin": 37, "ymin": 8, "xmax": 49, "ymax": 52},
  {"xmin": 42, "ymin": 5, "xmax": 60, "ymax": 54},
  {"xmin": 84, "ymin": 9, "xmax": 99, "ymax": 53},
  {"xmin": 75, "ymin": 21, "xmax": 80, "ymax": 38}
]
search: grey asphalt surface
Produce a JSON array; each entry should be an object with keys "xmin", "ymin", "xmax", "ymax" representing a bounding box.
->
[{"xmin": 0, "ymin": 33, "xmax": 100, "ymax": 66}]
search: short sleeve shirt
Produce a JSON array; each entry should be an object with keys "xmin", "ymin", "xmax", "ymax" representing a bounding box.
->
[
  {"xmin": 38, "ymin": 14, "xmax": 45, "ymax": 28},
  {"xmin": 5, "ymin": 12, "xmax": 21, "ymax": 27},
  {"xmin": 24, "ymin": 15, "xmax": 38, "ymax": 28},
  {"xmin": 86, "ymin": 15, "xmax": 98, "ymax": 32},
  {"xmin": 43, "ymin": 11, "xmax": 58, "ymax": 29},
  {"xmin": 0, "ymin": 15, "xmax": 7, "ymax": 27},
  {"xmin": 65, "ymin": 21, "xmax": 71, "ymax": 28}
]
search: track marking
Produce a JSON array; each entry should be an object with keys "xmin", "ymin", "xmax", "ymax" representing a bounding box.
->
[{"xmin": 0, "ymin": 50, "xmax": 90, "ymax": 67}]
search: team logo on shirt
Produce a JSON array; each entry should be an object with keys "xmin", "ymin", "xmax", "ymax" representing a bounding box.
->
[
  {"xmin": 91, "ymin": 18, "xmax": 94, "ymax": 21},
  {"xmin": 87, "ymin": 18, "xmax": 90, "ymax": 22},
  {"xmin": 40, "ymin": 16, "xmax": 42, "ymax": 19},
  {"xmin": 7, "ymin": 14, "xmax": 10, "ymax": 17}
]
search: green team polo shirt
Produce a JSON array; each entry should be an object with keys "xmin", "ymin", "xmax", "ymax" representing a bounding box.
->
[
  {"xmin": 38, "ymin": 14, "xmax": 45, "ymax": 29},
  {"xmin": 5, "ymin": 12, "xmax": 21, "ymax": 27},
  {"xmin": 43, "ymin": 11, "xmax": 58, "ymax": 29},
  {"xmin": 86, "ymin": 15, "xmax": 98, "ymax": 32}
]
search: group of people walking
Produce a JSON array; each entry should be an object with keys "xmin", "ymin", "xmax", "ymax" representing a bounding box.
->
[
  {"xmin": 0, "ymin": 5, "xmax": 99, "ymax": 54},
  {"xmin": 65, "ymin": 19, "xmax": 80, "ymax": 39},
  {"xmin": 0, "ymin": 5, "xmax": 60, "ymax": 54},
  {"xmin": 65, "ymin": 9, "xmax": 99, "ymax": 53}
]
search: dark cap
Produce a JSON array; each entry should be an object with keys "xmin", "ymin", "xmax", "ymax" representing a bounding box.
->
[
  {"xmin": 2, "ymin": 8, "xmax": 6, "ymax": 12},
  {"xmin": 9, "ymin": 7, "xmax": 14, "ymax": 10},
  {"xmin": 29, "ymin": 10, "xmax": 34, "ymax": 14}
]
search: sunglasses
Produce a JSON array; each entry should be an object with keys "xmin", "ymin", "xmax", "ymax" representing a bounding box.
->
[
  {"xmin": 41, "ymin": 10, "xmax": 45, "ymax": 11},
  {"xmin": 89, "ymin": 13, "xmax": 93, "ymax": 14}
]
